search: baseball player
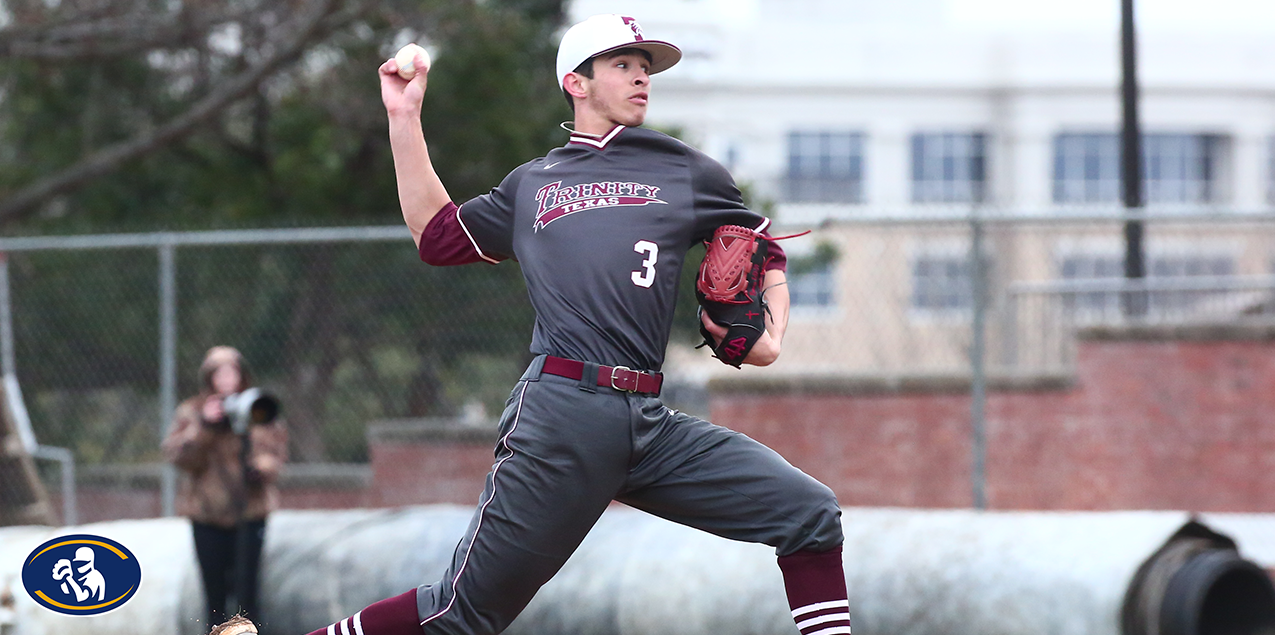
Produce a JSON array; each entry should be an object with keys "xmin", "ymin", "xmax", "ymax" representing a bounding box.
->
[{"xmin": 251, "ymin": 14, "xmax": 850, "ymax": 635}]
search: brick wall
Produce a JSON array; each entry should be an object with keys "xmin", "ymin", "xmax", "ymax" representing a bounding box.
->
[
  {"xmin": 46, "ymin": 325, "xmax": 1275, "ymax": 524},
  {"xmin": 709, "ymin": 324, "xmax": 1275, "ymax": 512},
  {"xmin": 367, "ymin": 420, "xmax": 494, "ymax": 507}
]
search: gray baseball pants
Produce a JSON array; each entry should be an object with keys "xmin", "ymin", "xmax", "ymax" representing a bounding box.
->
[{"xmin": 415, "ymin": 355, "xmax": 844, "ymax": 635}]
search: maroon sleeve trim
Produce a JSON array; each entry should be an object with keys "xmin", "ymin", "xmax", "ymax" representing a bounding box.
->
[
  {"xmin": 418, "ymin": 202, "xmax": 505, "ymax": 266},
  {"xmin": 761, "ymin": 228, "xmax": 788, "ymax": 273}
]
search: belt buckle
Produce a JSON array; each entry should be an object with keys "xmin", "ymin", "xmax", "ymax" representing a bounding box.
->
[{"xmin": 609, "ymin": 366, "xmax": 640, "ymax": 392}]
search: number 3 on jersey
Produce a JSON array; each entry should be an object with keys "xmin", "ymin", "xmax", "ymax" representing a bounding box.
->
[{"xmin": 632, "ymin": 240, "xmax": 658, "ymax": 288}]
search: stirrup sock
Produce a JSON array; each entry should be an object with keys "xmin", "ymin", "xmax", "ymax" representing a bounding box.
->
[
  {"xmin": 778, "ymin": 546, "xmax": 852, "ymax": 635},
  {"xmin": 305, "ymin": 589, "xmax": 421, "ymax": 635}
]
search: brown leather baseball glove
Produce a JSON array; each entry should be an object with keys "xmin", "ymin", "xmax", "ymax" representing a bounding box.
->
[{"xmin": 695, "ymin": 225, "xmax": 772, "ymax": 367}]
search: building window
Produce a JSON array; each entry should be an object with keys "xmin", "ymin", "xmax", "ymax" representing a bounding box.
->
[
  {"xmin": 789, "ymin": 264, "xmax": 835, "ymax": 308},
  {"xmin": 911, "ymin": 255, "xmax": 974, "ymax": 311},
  {"xmin": 787, "ymin": 242, "xmax": 839, "ymax": 308},
  {"xmin": 1058, "ymin": 253, "xmax": 1236, "ymax": 316},
  {"xmin": 911, "ymin": 132, "xmax": 986, "ymax": 203},
  {"xmin": 1144, "ymin": 135, "xmax": 1221, "ymax": 203},
  {"xmin": 1059, "ymin": 254, "xmax": 1125, "ymax": 312},
  {"xmin": 1060, "ymin": 254, "xmax": 1235, "ymax": 280},
  {"xmin": 1053, "ymin": 133, "xmax": 1223, "ymax": 204},
  {"xmin": 1053, "ymin": 134, "xmax": 1121, "ymax": 203},
  {"xmin": 1147, "ymin": 255, "xmax": 1234, "ymax": 278},
  {"xmin": 785, "ymin": 132, "xmax": 864, "ymax": 203}
]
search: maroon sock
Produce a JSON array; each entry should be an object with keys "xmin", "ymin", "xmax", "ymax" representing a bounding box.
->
[
  {"xmin": 304, "ymin": 589, "xmax": 421, "ymax": 635},
  {"xmin": 777, "ymin": 546, "xmax": 852, "ymax": 635}
]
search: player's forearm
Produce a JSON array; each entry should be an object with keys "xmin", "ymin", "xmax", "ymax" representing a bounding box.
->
[
  {"xmin": 762, "ymin": 269, "xmax": 790, "ymax": 345},
  {"xmin": 387, "ymin": 112, "xmax": 451, "ymax": 246},
  {"xmin": 737, "ymin": 270, "xmax": 789, "ymax": 367}
]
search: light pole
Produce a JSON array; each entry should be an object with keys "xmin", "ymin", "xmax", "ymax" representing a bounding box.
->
[{"xmin": 1121, "ymin": 0, "xmax": 1147, "ymax": 317}]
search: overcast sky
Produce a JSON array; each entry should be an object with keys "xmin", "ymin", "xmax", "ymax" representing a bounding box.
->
[{"xmin": 947, "ymin": 0, "xmax": 1275, "ymax": 32}]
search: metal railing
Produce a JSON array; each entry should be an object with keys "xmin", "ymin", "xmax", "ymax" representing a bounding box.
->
[{"xmin": 999, "ymin": 275, "xmax": 1275, "ymax": 372}]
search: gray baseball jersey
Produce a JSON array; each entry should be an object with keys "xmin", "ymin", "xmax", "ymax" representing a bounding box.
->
[
  {"xmin": 454, "ymin": 125, "xmax": 777, "ymax": 371},
  {"xmin": 413, "ymin": 125, "xmax": 841, "ymax": 635}
]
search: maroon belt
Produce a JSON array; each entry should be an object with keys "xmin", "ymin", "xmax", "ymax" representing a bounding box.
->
[{"xmin": 542, "ymin": 356, "xmax": 663, "ymax": 396}]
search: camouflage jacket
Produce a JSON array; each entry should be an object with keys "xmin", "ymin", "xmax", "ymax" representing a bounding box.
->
[{"xmin": 162, "ymin": 396, "xmax": 288, "ymax": 528}]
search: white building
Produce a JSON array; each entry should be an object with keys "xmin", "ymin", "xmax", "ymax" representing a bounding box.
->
[
  {"xmin": 571, "ymin": 0, "xmax": 1275, "ymax": 215},
  {"xmin": 568, "ymin": 0, "xmax": 1275, "ymax": 379}
]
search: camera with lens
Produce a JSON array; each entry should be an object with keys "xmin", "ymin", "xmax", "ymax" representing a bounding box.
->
[{"xmin": 222, "ymin": 388, "xmax": 281, "ymax": 435}]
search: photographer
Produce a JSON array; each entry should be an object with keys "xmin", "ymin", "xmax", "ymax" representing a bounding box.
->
[{"xmin": 162, "ymin": 346, "xmax": 287, "ymax": 631}]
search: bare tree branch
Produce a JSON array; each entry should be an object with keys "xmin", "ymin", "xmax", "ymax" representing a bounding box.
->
[
  {"xmin": 0, "ymin": 7, "xmax": 249, "ymax": 59},
  {"xmin": 0, "ymin": 0, "xmax": 353, "ymax": 226}
]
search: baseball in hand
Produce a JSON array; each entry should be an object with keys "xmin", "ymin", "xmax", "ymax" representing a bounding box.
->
[{"xmin": 394, "ymin": 43, "xmax": 431, "ymax": 80}]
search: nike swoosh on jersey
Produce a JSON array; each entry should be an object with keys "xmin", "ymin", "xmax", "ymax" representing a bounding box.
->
[{"xmin": 543, "ymin": 161, "xmax": 562, "ymax": 170}]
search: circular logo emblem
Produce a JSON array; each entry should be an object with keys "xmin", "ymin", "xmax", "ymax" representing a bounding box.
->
[{"xmin": 21, "ymin": 533, "xmax": 142, "ymax": 615}]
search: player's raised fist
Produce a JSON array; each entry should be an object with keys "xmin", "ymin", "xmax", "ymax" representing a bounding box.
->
[{"xmin": 379, "ymin": 49, "xmax": 429, "ymax": 116}]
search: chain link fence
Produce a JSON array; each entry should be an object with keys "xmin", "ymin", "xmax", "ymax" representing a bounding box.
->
[
  {"xmin": 3, "ymin": 213, "xmax": 1275, "ymax": 525},
  {"xmin": 0, "ymin": 228, "xmax": 542, "ymax": 524},
  {"xmin": 756, "ymin": 212, "xmax": 1275, "ymax": 378}
]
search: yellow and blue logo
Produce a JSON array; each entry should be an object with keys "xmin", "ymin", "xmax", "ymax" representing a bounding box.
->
[{"xmin": 21, "ymin": 533, "xmax": 141, "ymax": 616}]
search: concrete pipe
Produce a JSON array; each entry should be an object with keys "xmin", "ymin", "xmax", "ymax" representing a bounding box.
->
[{"xmin": 2, "ymin": 507, "xmax": 1273, "ymax": 635}]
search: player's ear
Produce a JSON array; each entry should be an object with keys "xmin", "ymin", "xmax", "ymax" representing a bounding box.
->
[{"xmin": 563, "ymin": 72, "xmax": 589, "ymax": 101}]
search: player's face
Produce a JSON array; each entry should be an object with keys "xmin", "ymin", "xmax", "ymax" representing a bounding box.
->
[{"xmin": 584, "ymin": 51, "xmax": 651, "ymax": 127}]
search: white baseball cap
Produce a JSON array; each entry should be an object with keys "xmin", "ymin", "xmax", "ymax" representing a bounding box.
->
[{"xmin": 556, "ymin": 14, "xmax": 682, "ymax": 90}]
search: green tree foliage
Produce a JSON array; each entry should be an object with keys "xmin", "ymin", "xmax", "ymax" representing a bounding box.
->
[
  {"xmin": 0, "ymin": 0, "xmax": 771, "ymax": 466},
  {"xmin": 0, "ymin": 0, "xmax": 571, "ymax": 232},
  {"xmin": 1, "ymin": 0, "xmax": 565, "ymax": 463}
]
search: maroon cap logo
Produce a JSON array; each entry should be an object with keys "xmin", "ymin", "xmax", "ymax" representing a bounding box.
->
[{"xmin": 622, "ymin": 16, "xmax": 645, "ymax": 41}]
